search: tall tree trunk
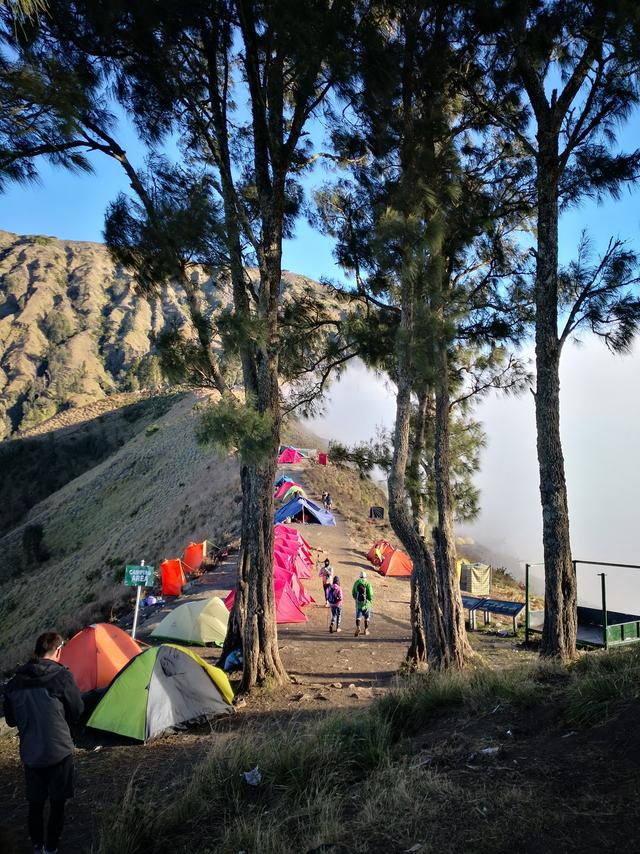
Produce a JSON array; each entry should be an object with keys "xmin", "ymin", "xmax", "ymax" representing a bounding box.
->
[
  {"xmin": 388, "ymin": 271, "xmax": 452, "ymax": 669},
  {"xmin": 239, "ymin": 241, "xmax": 288, "ymax": 690},
  {"xmin": 217, "ymin": 465, "xmax": 250, "ymax": 669},
  {"xmin": 406, "ymin": 387, "xmax": 429, "ymax": 665},
  {"xmin": 535, "ymin": 132, "xmax": 577, "ymax": 660},
  {"xmin": 433, "ymin": 334, "xmax": 473, "ymax": 664}
]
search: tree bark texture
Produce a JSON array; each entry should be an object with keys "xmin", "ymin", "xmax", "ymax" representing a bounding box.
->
[
  {"xmin": 406, "ymin": 387, "xmax": 429, "ymax": 665},
  {"xmin": 535, "ymin": 131, "xmax": 577, "ymax": 660},
  {"xmin": 433, "ymin": 333, "xmax": 473, "ymax": 664}
]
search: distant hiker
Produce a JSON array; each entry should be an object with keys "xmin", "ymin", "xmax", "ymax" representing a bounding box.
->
[
  {"xmin": 323, "ymin": 492, "xmax": 332, "ymax": 511},
  {"xmin": 352, "ymin": 570, "xmax": 373, "ymax": 636},
  {"xmin": 328, "ymin": 575, "xmax": 343, "ymax": 633},
  {"xmin": 319, "ymin": 558, "xmax": 333, "ymax": 606},
  {"xmin": 321, "ymin": 491, "xmax": 328, "ymax": 506},
  {"xmin": 4, "ymin": 631, "xmax": 84, "ymax": 854}
]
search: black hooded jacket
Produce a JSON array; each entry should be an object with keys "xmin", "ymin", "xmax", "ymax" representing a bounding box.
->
[{"xmin": 4, "ymin": 658, "xmax": 84, "ymax": 767}]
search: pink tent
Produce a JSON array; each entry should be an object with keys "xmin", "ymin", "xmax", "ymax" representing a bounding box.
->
[
  {"xmin": 277, "ymin": 447, "xmax": 303, "ymax": 464},
  {"xmin": 224, "ymin": 575, "xmax": 307, "ymax": 623},
  {"xmin": 275, "ymin": 524, "xmax": 311, "ymax": 549},
  {"xmin": 318, "ymin": 453, "xmax": 328, "ymax": 466},
  {"xmin": 274, "ymin": 480, "xmax": 297, "ymax": 501}
]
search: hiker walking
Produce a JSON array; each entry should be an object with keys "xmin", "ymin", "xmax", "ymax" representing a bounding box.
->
[
  {"xmin": 4, "ymin": 631, "xmax": 84, "ymax": 854},
  {"xmin": 328, "ymin": 575, "xmax": 343, "ymax": 633},
  {"xmin": 352, "ymin": 570, "xmax": 373, "ymax": 636},
  {"xmin": 323, "ymin": 492, "xmax": 332, "ymax": 511},
  {"xmin": 319, "ymin": 557, "xmax": 333, "ymax": 607}
]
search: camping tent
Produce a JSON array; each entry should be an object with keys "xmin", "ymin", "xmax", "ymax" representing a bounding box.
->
[
  {"xmin": 278, "ymin": 447, "xmax": 303, "ymax": 464},
  {"xmin": 380, "ymin": 548, "xmax": 413, "ymax": 577},
  {"xmin": 282, "ymin": 484, "xmax": 307, "ymax": 503},
  {"xmin": 224, "ymin": 575, "xmax": 307, "ymax": 623},
  {"xmin": 150, "ymin": 597, "xmax": 229, "ymax": 646},
  {"xmin": 60, "ymin": 624, "xmax": 141, "ymax": 693},
  {"xmin": 275, "ymin": 497, "xmax": 336, "ymax": 526},
  {"xmin": 367, "ymin": 540, "xmax": 394, "ymax": 567},
  {"xmin": 160, "ymin": 558, "xmax": 187, "ymax": 597},
  {"xmin": 87, "ymin": 644, "xmax": 233, "ymax": 741},
  {"xmin": 274, "ymin": 480, "xmax": 297, "ymax": 501},
  {"xmin": 183, "ymin": 541, "xmax": 208, "ymax": 573}
]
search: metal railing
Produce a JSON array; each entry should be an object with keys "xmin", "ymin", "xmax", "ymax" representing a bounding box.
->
[{"xmin": 525, "ymin": 559, "xmax": 640, "ymax": 648}]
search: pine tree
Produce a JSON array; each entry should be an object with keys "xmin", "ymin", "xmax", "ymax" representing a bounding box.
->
[{"xmin": 476, "ymin": 0, "xmax": 640, "ymax": 660}]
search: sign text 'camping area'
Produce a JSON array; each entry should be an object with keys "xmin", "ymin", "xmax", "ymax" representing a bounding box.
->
[{"xmin": 125, "ymin": 564, "xmax": 155, "ymax": 587}]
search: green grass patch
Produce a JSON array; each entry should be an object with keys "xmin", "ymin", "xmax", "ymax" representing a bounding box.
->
[{"xmin": 565, "ymin": 644, "xmax": 640, "ymax": 726}]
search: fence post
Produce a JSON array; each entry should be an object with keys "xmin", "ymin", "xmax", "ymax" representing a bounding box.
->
[
  {"xmin": 599, "ymin": 572, "xmax": 608, "ymax": 650},
  {"xmin": 525, "ymin": 563, "xmax": 530, "ymax": 644}
]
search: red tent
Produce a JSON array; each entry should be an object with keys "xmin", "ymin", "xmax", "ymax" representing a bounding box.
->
[
  {"xmin": 183, "ymin": 541, "xmax": 207, "ymax": 573},
  {"xmin": 160, "ymin": 558, "xmax": 187, "ymax": 597},
  {"xmin": 367, "ymin": 540, "xmax": 394, "ymax": 567},
  {"xmin": 277, "ymin": 447, "xmax": 303, "ymax": 464},
  {"xmin": 60, "ymin": 624, "xmax": 141, "ymax": 693},
  {"xmin": 380, "ymin": 549, "xmax": 413, "ymax": 577},
  {"xmin": 318, "ymin": 452, "xmax": 328, "ymax": 466}
]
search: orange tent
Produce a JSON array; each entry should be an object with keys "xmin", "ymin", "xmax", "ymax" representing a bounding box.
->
[
  {"xmin": 183, "ymin": 541, "xmax": 208, "ymax": 573},
  {"xmin": 160, "ymin": 558, "xmax": 187, "ymax": 597},
  {"xmin": 380, "ymin": 549, "xmax": 413, "ymax": 577},
  {"xmin": 60, "ymin": 624, "xmax": 141, "ymax": 693},
  {"xmin": 367, "ymin": 540, "xmax": 394, "ymax": 567}
]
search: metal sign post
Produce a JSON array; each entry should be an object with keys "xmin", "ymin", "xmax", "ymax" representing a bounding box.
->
[
  {"xmin": 131, "ymin": 560, "xmax": 144, "ymax": 640},
  {"xmin": 124, "ymin": 560, "xmax": 155, "ymax": 640}
]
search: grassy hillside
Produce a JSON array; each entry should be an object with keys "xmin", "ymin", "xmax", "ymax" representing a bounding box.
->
[
  {"xmin": 0, "ymin": 392, "xmax": 242, "ymax": 673},
  {"xmin": 0, "ymin": 391, "xmax": 184, "ymax": 537}
]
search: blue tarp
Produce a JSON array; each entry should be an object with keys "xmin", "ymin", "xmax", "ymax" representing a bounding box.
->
[
  {"xmin": 275, "ymin": 474, "xmax": 289, "ymax": 487},
  {"xmin": 275, "ymin": 497, "xmax": 336, "ymax": 526}
]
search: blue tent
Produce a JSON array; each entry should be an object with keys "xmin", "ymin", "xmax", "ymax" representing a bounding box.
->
[
  {"xmin": 275, "ymin": 474, "xmax": 289, "ymax": 487},
  {"xmin": 275, "ymin": 497, "xmax": 336, "ymax": 526}
]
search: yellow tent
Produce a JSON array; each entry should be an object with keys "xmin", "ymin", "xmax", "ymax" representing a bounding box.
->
[{"xmin": 150, "ymin": 596, "xmax": 229, "ymax": 646}]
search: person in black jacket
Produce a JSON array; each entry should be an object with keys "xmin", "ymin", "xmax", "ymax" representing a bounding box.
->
[{"xmin": 4, "ymin": 631, "xmax": 83, "ymax": 854}]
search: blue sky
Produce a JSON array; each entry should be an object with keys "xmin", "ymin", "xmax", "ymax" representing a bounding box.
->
[{"xmin": 1, "ymin": 108, "xmax": 638, "ymax": 278}]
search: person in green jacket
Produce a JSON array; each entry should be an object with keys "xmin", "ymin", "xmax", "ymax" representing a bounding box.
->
[{"xmin": 352, "ymin": 570, "xmax": 373, "ymax": 636}]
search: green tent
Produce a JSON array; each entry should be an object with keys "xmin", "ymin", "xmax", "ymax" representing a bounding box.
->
[
  {"xmin": 282, "ymin": 484, "xmax": 306, "ymax": 503},
  {"xmin": 149, "ymin": 596, "xmax": 229, "ymax": 646},
  {"xmin": 87, "ymin": 644, "xmax": 234, "ymax": 741}
]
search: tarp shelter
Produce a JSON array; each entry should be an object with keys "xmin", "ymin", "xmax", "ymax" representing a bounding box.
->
[
  {"xmin": 224, "ymin": 575, "xmax": 307, "ymax": 624},
  {"xmin": 150, "ymin": 597, "xmax": 229, "ymax": 646},
  {"xmin": 87, "ymin": 644, "xmax": 233, "ymax": 741},
  {"xmin": 160, "ymin": 558, "xmax": 187, "ymax": 597},
  {"xmin": 380, "ymin": 548, "xmax": 413, "ymax": 577},
  {"xmin": 275, "ymin": 497, "xmax": 336, "ymax": 526},
  {"xmin": 183, "ymin": 541, "xmax": 208, "ymax": 573},
  {"xmin": 278, "ymin": 447, "xmax": 304, "ymax": 464},
  {"xmin": 60, "ymin": 624, "xmax": 141, "ymax": 693},
  {"xmin": 367, "ymin": 540, "xmax": 394, "ymax": 567},
  {"xmin": 274, "ymin": 480, "xmax": 297, "ymax": 501},
  {"xmin": 318, "ymin": 452, "xmax": 328, "ymax": 466}
]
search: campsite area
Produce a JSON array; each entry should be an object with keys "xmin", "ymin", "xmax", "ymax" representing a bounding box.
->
[{"xmin": 0, "ymin": 453, "xmax": 541, "ymax": 854}]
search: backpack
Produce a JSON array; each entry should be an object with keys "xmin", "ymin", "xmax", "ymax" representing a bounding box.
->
[
  {"xmin": 328, "ymin": 585, "xmax": 341, "ymax": 606},
  {"xmin": 356, "ymin": 581, "xmax": 367, "ymax": 604}
]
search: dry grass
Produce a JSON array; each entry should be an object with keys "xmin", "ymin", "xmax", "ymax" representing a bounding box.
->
[{"xmin": 94, "ymin": 648, "xmax": 640, "ymax": 854}]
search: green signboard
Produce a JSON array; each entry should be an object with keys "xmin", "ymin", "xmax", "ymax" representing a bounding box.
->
[{"xmin": 124, "ymin": 564, "xmax": 155, "ymax": 587}]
